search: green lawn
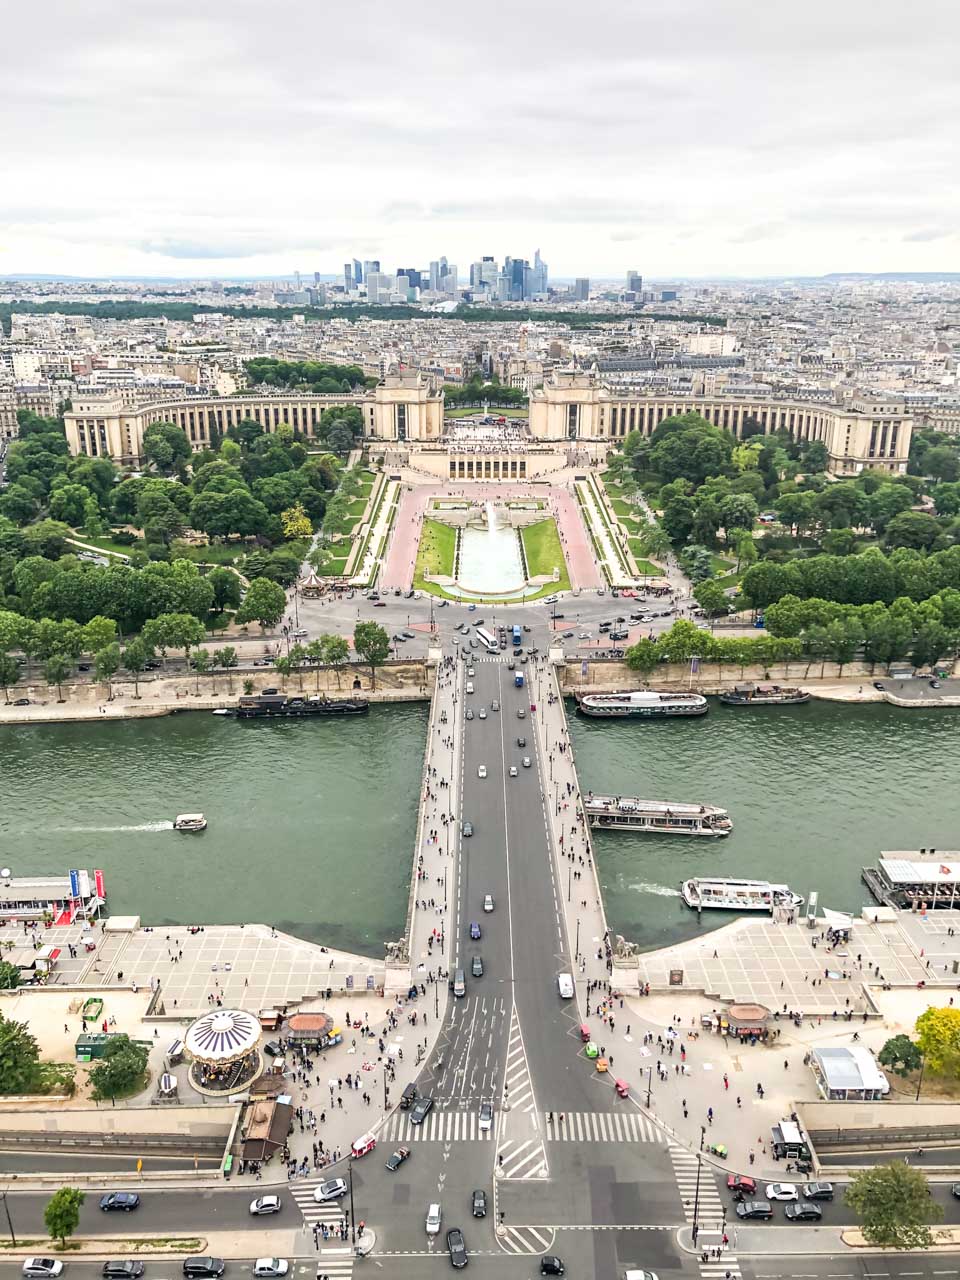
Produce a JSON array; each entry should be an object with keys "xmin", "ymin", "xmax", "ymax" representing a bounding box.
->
[
  {"xmin": 443, "ymin": 406, "xmax": 528, "ymax": 419},
  {"xmin": 68, "ymin": 531, "xmax": 137, "ymax": 557},
  {"xmin": 171, "ymin": 542, "xmax": 244, "ymax": 565},
  {"xmin": 521, "ymin": 519, "xmax": 571, "ymax": 591},
  {"xmin": 626, "ymin": 542, "xmax": 665, "ymax": 575},
  {"xmin": 414, "ymin": 519, "xmax": 457, "ymax": 587},
  {"xmin": 315, "ymin": 554, "xmax": 351, "ymax": 577},
  {"xmin": 710, "ymin": 555, "xmax": 736, "ymax": 574}
]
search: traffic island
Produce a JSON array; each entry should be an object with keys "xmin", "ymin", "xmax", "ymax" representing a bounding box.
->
[{"xmin": 0, "ymin": 1238, "xmax": 204, "ymax": 1258}]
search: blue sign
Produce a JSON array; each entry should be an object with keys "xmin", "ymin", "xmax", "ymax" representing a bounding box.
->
[{"xmin": 69, "ymin": 869, "xmax": 81, "ymax": 898}]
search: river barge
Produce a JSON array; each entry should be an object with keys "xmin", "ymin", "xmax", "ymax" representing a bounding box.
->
[
  {"xmin": 682, "ymin": 877, "xmax": 803, "ymax": 912},
  {"xmin": 575, "ymin": 690, "xmax": 708, "ymax": 718},
  {"xmin": 719, "ymin": 684, "xmax": 811, "ymax": 706},
  {"xmin": 235, "ymin": 693, "xmax": 369, "ymax": 718},
  {"xmin": 862, "ymin": 853, "xmax": 960, "ymax": 910},
  {"xmin": 584, "ymin": 793, "xmax": 732, "ymax": 837}
]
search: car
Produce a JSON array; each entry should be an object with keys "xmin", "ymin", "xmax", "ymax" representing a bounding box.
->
[
  {"xmin": 22, "ymin": 1265, "xmax": 63, "ymax": 1280},
  {"xmin": 385, "ymin": 1146, "xmax": 411, "ymax": 1171},
  {"xmin": 491, "ymin": 700, "xmax": 499, "ymax": 711},
  {"xmin": 410, "ymin": 1095, "xmax": 434, "ymax": 1125},
  {"xmin": 373, "ymin": 600, "xmax": 386, "ymax": 607},
  {"xmin": 100, "ymin": 1193, "xmax": 140, "ymax": 1212},
  {"xmin": 522, "ymin": 756, "xmax": 531, "ymax": 768},
  {"xmin": 784, "ymin": 1202, "xmax": 822, "ymax": 1222},
  {"xmin": 262, "ymin": 1040, "xmax": 282, "ymax": 1057},
  {"xmin": 517, "ymin": 707, "xmax": 525, "ymax": 718},
  {"xmin": 546, "ymin": 594, "xmax": 560, "ymax": 604},
  {"xmin": 803, "ymin": 1181, "xmax": 835, "ymax": 1200},
  {"xmin": 472, "ymin": 1188, "xmax": 487, "ymax": 1217},
  {"xmin": 508, "ymin": 661, "xmax": 516, "ymax": 670},
  {"xmin": 426, "ymin": 1203, "xmax": 443, "ymax": 1235},
  {"xmin": 930, "ymin": 679, "xmax": 942, "ymax": 688},
  {"xmin": 438, "ymin": 599, "xmax": 449, "ymax": 607},
  {"xmin": 393, "ymin": 633, "xmax": 404, "ymax": 642},
  {"xmin": 578, "ymin": 632, "xmax": 591, "ymax": 639},
  {"xmin": 465, "ymin": 709, "xmax": 474, "ymax": 720},
  {"xmin": 952, "ymin": 1183, "xmax": 960, "ymax": 1200},
  {"xmin": 12, "ymin": 697, "xmax": 31, "ymax": 706},
  {"xmin": 736, "ymin": 1200, "xmax": 773, "ymax": 1220},
  {"xmin": 471, "ymin": 956, "xmax": 483, "ymax": 977},
  {"xmin": 144, "ymin": 658, "xmax": 162, "ymax": 669},
  {"xmin": 478, "ymin": 1101, "xmax": 493, "ymax": 1131},
  {"xmin": 291, "ymin": 628, "xmax": 308, "ymax": 638},
  {"xmin": 313, "ymin": 1178, "xmax": 348, "ymax": 1202},
  {"xmin": 483, "ymin": 893, "xmax": 494, "ymax": 912},
  {"xmin": 252, "ymin": 1263, "xmax": 288, "ymax": 1279},
  {"xmin": 466, "ymin": 682, "xmax": 474, "ymax": 694},
  {"xmin": 478, "ymin": 707, "xmax": 487, "ymax": 719},
  {"xmin": 405, "ymin": 590, "xmax": 415, "ymax": 599},
  {"xmin": 517, "ymin": 736, "xmax": 526, "ymax": 747},
  {"xmin": 872, "ymin": 680, "xmax": 886, "ymax": 690},
  {"xmin": 727, "ymin": 1175, "xmax": 757, "ymax": 1196},
  {"xmin": 469, "ymin": 921, "xmax": 481, "ymax": 939},
  {"xmin": 540, "ymin": 1259, "xmax": 566, "ymax": 1277},
  {"xmin": 468, "ymin": 604, "xmax": 476, "ymax": 611},
  {"xmin": 765, "ymin": 1182, "xmax": 799, "ymax": 1201},
  {"xmin": 513, "ymin": 647, "xmax": 522, "ymax": 656},
  {"xmin": 478, "ymin": 765, "xmax": 488, "ymax": 778},
  {"xmin": 462, "ymin": 820, "xmax": 474, "ymax": 837},
  {"xmin": 249, "ymin": 1195, "xmax": 281, "ymax": 1215},
  {"xmin": 467, "ymin": 667, "xmax": 475, "ymax": 676},
  {"xmin": 562, "ymin": 630, "xmax": 574, "ymax": 638},
  {"xmin": 446, "ymin": 1228, "xmax": 468, "ymax": 1269},
  {"xmin": 102, "ymin": 1264, "xmax": 144, "ymax": 1279},
  {"xmin": 182, "ymin": 1261, "xmax": 225, "ymax": 1279},
  {"xmin": 509, "ymin": 765, "xmax": 518, "ymax": 777}
]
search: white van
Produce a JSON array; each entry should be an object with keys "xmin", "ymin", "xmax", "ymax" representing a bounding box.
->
[
  {"xmin": 557, "ymin": 973, "xmax": 574, "ymax": 999},
  {"xmin": 466, "ymin": 682, "xmax": 474, "ymax": 695},
  {"xmin": 426, "ymin": 1203, "xmax": 442, "ymax": 1235}
]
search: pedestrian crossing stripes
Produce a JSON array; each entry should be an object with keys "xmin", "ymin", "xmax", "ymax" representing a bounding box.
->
[
  {"xmin": 288, "ymin": 1180, "xmax": 349, "ymax": 1229},
  {"xmin": 499, "ymin": 1224, "xmax": 555, "ymax": 1254},
  {"xmin": 382, "ymin": 1109, "xmax": 494, "ymax": 1143},
  {"xmin": 668, "ymin": 1144, "xmax": 726, "ymax": 1224},
  {"xmin": 307, "ymin": 1259, "xmax": 354, "ymax": 1280},
  {"xmin": 699, "ymin": 1259, "xmax": 741, "ymax": 1280},
  {"xmin": 544, "ymin": 1111, "xmax": 665, "ymax": 1143},
  {"xmin": 497, "ymin": 1136, "xmax": 548, "ymax": 1180}
]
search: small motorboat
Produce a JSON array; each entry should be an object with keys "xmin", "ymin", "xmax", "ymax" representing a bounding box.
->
[{"xmin": 173, "ymin": 813, "xmax": 207, "ymax": 832}]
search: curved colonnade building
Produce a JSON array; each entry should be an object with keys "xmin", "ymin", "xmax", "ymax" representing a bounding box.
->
[{"xmin": 64, "ymin": 368, "xmax": 912, "ymax": 479}]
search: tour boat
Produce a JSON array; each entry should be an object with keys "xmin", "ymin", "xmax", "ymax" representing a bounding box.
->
[
  {"xmin": 681, "ymin": 877, "xmax": 803, "ymax": 913},
  {"xmin": 719, "ymin": 684, "xmax": 811, "ymax": 706},
  {"xmin": 575, "ymin": 690, "xmax": 708, "ymax": 718},
  {"xmin": 173, "ymin": 813, "xmax": 208, "ymax": 833},
  {"xmin": 584, "ymin": 794, "xmax": 732, "ymax": 837}
]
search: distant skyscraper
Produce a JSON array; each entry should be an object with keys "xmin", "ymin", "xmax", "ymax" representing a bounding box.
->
[
  {"xmin": 397, "ymin": 268, "xmax": 422, "ymax": 291},
  {"xmin": 367, "ymin": 272, "xmax": 390, "ymax": 304},
  {"xmin": 343, "ymin": 262, "xmax": 353, "ymax": 289},
  {"xmin": 626, "ymin": 270, "xmax": 643, "ymax": 293},
  {"xmin": 429, "ymin": 260, "xmax": 440, "ymax": 292},
  {"xmin": 353, "ymin": 258, "xmax": 363, "ymax": 284},
  {"xmin": 574, "ymin": 277, "xmax": 590, "ymax": 301},
  {"xmin": 314, "ymin": 271, "xmax": 321, "ymax": 286},
  {"xmin": 363, "ymin": 260, "xmax": 379, "ymax": 285},
  {"xmin": 294, "ymin": 271, "xmax": 301, "ymax": 290}
]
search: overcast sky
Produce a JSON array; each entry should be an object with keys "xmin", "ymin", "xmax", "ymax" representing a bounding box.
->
[{"xmin": 2, "ymin": 0, "xmax": 957, "ymax": 280}]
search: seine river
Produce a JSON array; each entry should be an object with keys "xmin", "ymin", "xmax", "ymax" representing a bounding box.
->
[
  {"xmin": 569, "ymin": 699, "xmax": 960, "ymax": 950},
  {"xmin": 3, "ymin": 700, "xmax": 958, "ymax": 958}
]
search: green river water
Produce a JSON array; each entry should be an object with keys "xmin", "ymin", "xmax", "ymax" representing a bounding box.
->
[{"xmin": 1, "ymin": 700, "xmax": 957, "ymax": 957}]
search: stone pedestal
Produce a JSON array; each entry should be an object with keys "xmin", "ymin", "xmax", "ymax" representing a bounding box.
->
[
  {"xmin": 384, "ymin": 961, "xmax": 412, "ymax": 994},
  {"xmin": 611, "ymin": 960, "xmax": 642, "ymax": 995}
]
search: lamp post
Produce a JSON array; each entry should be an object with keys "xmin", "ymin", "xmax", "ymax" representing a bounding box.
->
[
  {"xmin": 692, "ymin": 1153, "xmax": 702, "ymax": 1245},
  {"xmin": 567, "ymin": 863, "xmax": 572, "ymax": 903},
  {"xmin": 646, "ymin": 1065, "xmax": 653, "ymax": 1107},
  {"xmin": 0, "ymin": 1188, "xmax": 16, "ymax": 1247},
  {"xmin": 915, "ymin": 1053, "xmax": 926, "ymax": 1102},
  {"xmin": 575, "ymin": 917, "xmax": 581, "ymax": 962},
  {"xmin": 348, "ymin": 1159, "xmax": 356, "ymax": 1245}
]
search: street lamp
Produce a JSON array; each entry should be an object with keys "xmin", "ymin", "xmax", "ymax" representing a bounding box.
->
[
  {"xmin": 692, "ymin": 1153, "xmax": 702, "ymax": 1245},
  {"xmin": 348, "ymin": 1158, "xmax": 356, "ymax": 1245},
  {"xmin": 915, "ymin": 1052, "xmax": 926, "ymax": 1102},
  {"xmin": 0, "ymin": 1186, "xmax": 16, "ymax": 1246},
  {"xmin": 646, "ymin": 1065, "xmax": 653, "ymax": 1107},
  {"xmin": 575, "ymin": 917, "xmax": 580, "ymax": 962}
]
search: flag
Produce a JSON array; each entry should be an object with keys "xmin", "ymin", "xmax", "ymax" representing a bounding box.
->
[
  {"xmin": 690, "ymin": 656, "xmax": 700, "ymax": 674},
  {"xmin": 94, "ymin": 869, "xmax": 105, "ymax": 898}
]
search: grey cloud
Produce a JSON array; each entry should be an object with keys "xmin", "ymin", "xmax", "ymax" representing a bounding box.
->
[{"xmin": 902, "ymin": 228, "xmax": 955, "ymax": 243}]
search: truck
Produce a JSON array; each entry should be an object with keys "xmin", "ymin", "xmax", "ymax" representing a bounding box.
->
[
  {"xmin": 512, "ymin": 624, "xmax": 522, "ymax": 645},
  {"xmin": 515, "ymin": 672, "xmax": 525, "ymax": 688}
]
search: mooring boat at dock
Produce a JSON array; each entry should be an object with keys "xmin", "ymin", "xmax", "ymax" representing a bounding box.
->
[
  {"xmin": 575, "ymin": 690, "xmax": 708, "ymax": 718},
  {"xmin": 235, "ymin": 693, "xmax": 369, "ymax": 718},
  {"xmin": 584, "ymin": 793, "xmax": 732, "ymax": 837},
  {"xmin": 682, "ymin": 877, "xmax": 803, "ymax": 912},
  {"xmin": 719, "ymin": 684, "xmax": 811, "ymax": 706}
]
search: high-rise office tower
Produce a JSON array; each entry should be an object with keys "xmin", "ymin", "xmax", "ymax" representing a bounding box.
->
[
  {"xmin": 344, "ymin": 263, "xmax": 353, "ymax": 289},
  {"xmin": 314, "ymin": 271, "xmax": 321, "ymax": 286},
  {"xmin": 440, "ymin": 264, "xmax": 458, "ymax": 296},
  {"xmin": 397, "ymin": 268, "xmax": 421, "ymax": 291},
  {"xmin": 294, "ymin": 271, "xmax": 301, "ymax": 290},
  {"xmin": 363, "ymin": 260, "xmax": 380, "ymax": 285},
  {"xmin": 353, "ymin": 258, "xmax": 362, "ymax": 284},
  {"xmin": 367, "ymin": 272, "xmax": 391, "ymax": 304},
  {"xmin": 428, "ymin": 261, "xmax": 440, "ymax": 292},
  {"xmin": 626, "ymin": 270, "xmax": 642, "ymax": 293},
  {"xmin": 574, "ymin": 277, "xmax": 590, "ymax": 301}
]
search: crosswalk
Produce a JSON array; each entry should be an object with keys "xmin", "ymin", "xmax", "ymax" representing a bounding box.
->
[
  {"xmin": 700, "ymin": 1256, "xmax": 741, "ymax": 1280},
  {"xmin": 668, "ymin": 1144, "xmax": 726, "ymax": 1225},
  {"xmin": 382, "ymin": 1108, "xmax": 494, "ymax": 1142},
  {"xmin": 544, "ymin": 1110, "xmax": 664, "ymax": 1143},
  {"xmin": 288, "ymin": 1179, "xmax": 349, "ymax": 1229}
]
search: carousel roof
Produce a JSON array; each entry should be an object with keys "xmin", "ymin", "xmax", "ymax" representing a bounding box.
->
[{"xmin": 185, "ymin": 1008, "xmax": 261, "ymax": 1063}]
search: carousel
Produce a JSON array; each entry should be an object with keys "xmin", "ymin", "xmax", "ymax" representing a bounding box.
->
[{"xmin": 184, "ymin": 1008, "xmax": 262, "ymax": 1093}]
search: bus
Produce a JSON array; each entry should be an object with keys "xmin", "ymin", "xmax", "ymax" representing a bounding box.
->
[
  {"xmin": 476, "ymin": 628, "xmax": 498, "ymax": 654},
  {"xmin": 511, "ymin": 624, "xmax": 522, "ymax": 646}
]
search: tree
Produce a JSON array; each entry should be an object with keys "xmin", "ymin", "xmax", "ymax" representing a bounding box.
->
[
  {"xmin": 207, "ymin": 567, "xmax": 243, "ymax": 613},
  {"xmin": 625, "ymin": 636, "xmax": 660, "ymax": 678},
  {"xmin": 640, "ymin": 522, "xmax": 672, "ymax": 563},
  {"xmin": 44, "ymin": 1187, "xmax": 86, "ymax": 1248},
  {"xmin": 0, "ymin": 652, "xmax": 19, "ymax": 703},
  {"xmin": 694, "ymin": 580, "xmax": 729, "ymax": 619},
  {"xmin": 0, "ymin": 960, "xmax": 18, "ymax": 991},
  {"xmin": 121, "ymin": 638, "xmax": 151, "ymax": 699},
  {"xmin": 212, "ymin": 646, "xmax": 238, "ymax": 668},
  {"xmin": 83, "ymin": 615, "xmax": 117, "ymax": 655},
  {"xmin": 192, "ymin": 649, "xmax": 211, "ymax": 694},
  {"xmin": 142, "ymin": 421, "xmax": 192, "ymax": 473},
  {"xmin": 45, "ymin": 653, "xmax": 70, "ymax": 702},
  {"xmin": 886, "ymin": 510, "xmax": 942, "ymax": 551},
  {"xmin": 94, "ymin": 642, "xmax": 121, "ymax": 698},
  {"xmin": 846, "ymin": 1162, "xmax": 941, "ymax": 1250},
  {"xmin": 288, "ymin": 643, "xmax": 307, "ymax": 691},
  {"xmin": 0, "ymin": 1010, "xmax": 42, "ymax": 1093},
  {"xmin": 88, "ymin": 1033, "xmax": 149, "ymax": 1102},
  {"xmin": 353, "ymin": 620, "xmax": 391, "ymax": 689},
  {"xmin": 924, "ymin": 446, "xmax": 960, "ymax": 484},
  {"xmin": 877, "ymin": 1034, "xmax": 922, "ymax": 1078},
  {"xmin": 321, "ymin": 634, "xmax": 350, "ymax": 690},
  {"xmin": 915, "ymin": 1006, "xmax": 960, "ymax": 1076},
  {"xmin": 235, "ymin": 577, "xmax": 286, "ymax": 630},
  {"xmin": 280, "ymin": 502, "xmax": 313, "ymax": 540},
  {"xmin": 49, "ymin": 482, "xmax": 96, "ymax": 527}
]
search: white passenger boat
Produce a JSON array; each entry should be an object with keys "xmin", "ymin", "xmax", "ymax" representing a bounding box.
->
[
  {"xmin": 584, "ymin": 794, "xmax": 732, "ymax": 837},
  {"xmin": 575, "ymin": 690, "xmax": 708, "ymax": 718},
  {"xmin": 173, "ymin": 813, "xmax": 207, "ymax": 833},
  {"xmin": 681, "ymin": 877, "xmax": 803, "ymax": 912}
]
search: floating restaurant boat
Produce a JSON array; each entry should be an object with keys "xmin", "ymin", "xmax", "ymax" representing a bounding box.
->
[
  {"xmin": 681, "ymin": 877, "xmax": 803, "ymax": 912},
  {"xmin": 575, "ymin": 690, "xmax": 708, "ymax": 718},
  {"xmin": 235, "ymin": 693, "xmax": 369, "ymax": 718},
  {"xmin": 719, "ymin": 683, "xmax": 811, "ymax": 706},
  {"xmin": 584, "ymin": 793, "xmax": 732, "ymax": 837},
  {"xmin": 173, "ymin": 813, "xmax": 207, "ymax": 832},
  {"xmin": 862, "ymin": 853, "xmax": 960, "ymax": 910}
]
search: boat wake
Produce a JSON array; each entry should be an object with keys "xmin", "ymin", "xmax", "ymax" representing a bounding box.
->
[
  {"xmin": 55, "ymin": 821, "xmax": 175, "ymax": 834},
  {"xmin": 630, "ymin": 881, "xmax": 682, "ymax": 898}
]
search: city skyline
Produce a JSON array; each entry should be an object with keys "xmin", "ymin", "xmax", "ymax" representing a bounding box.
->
[{"xmin": 1, "ymin": 0, "xmax": 958, "ymax": 279}]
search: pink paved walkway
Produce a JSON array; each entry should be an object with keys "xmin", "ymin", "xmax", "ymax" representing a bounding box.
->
[{"xmin": 379, "ymin": 483, "xmax": 603, "ymax": 593}]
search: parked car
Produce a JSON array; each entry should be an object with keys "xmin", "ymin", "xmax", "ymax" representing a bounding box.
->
[
  {"xmin": 249, "ymin": 1195, "xmax": 282, "ymax": 1215},
  {"xmin": 22, "ymin": 1264, "xmax": 63, "ymax": 1279},
  {"xmin": 102, "ymin": 1264, "xmax": 143, "ymax": 1279},
  {"xmin": 100, "ymin": 1193, "xmax": 140, "ymax": 1212},
  {"xmin": 446, "ymin": 1228, "xmax": 468, "ymax": 1269}
]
